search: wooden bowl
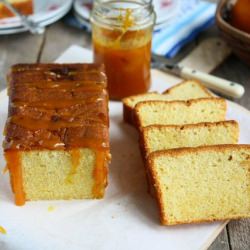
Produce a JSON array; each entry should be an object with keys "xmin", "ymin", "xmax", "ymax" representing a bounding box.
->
[{"xmin": 216, "ymin": 0, "xmax": 250, "ymax": 65}]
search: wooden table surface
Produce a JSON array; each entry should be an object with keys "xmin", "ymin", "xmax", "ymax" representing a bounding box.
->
[{"xmin": 0, "ymin": 20, "xmax": 249, "ymax": 250}]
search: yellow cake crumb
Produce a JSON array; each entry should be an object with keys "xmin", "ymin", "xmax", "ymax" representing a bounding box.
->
[
  {"xmin": 22, "ymin": 149, "xmax": 96, "ymax": 201},
  {"xmin": 0, "ymin": 226, "xmax": 7, "ymax": 234},
  {"xmin": 2, "ymin": 166, "xmax": 8, "ymax": 174},
  {"xmin": 48, "ymin": 205, "xmax": 55, "ymax": 212}
]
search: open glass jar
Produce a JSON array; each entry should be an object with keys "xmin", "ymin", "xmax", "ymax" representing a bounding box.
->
[{"xmin": 91, "ymin": 0, "xmax": 156, "ymax": 100}]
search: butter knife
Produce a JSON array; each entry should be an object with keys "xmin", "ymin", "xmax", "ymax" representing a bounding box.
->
[{"xmin": 152, "ymin": 57, "xmax": 245, "ymax": 99}]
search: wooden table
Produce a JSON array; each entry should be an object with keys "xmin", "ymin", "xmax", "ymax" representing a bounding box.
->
[{"xmin": 0, "ymin": 20, "xmax": 249, "ymax": 250}]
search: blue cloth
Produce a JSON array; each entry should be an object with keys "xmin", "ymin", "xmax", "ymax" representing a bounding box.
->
[{"xmin": 152, "ymin": 0, "xmax": 216, "ymax": 58}]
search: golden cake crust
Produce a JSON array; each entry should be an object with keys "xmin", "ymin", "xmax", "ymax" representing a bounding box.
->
[{"xmin": 163, "ymin": 79, "xmax": 212, "ymax": 96}]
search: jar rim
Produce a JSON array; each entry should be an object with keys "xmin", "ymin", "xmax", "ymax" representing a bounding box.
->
[
  {"xmin": 94, "ymin": 0, "xmax": 153, "ymax": 8},
  {"xmin": 91, "ymin": 0, "xmax": 156, "ymax": 30}
]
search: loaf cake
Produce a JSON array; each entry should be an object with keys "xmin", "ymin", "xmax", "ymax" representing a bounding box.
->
[
  {"xmin": 134, "ymin": 98, "xmax": 226, "ymax": 128},
  {"xmin": 141, "ymin": 121, "xmax": 239, "ymax": 157},
  {"xmin": 148, "ymin": 145, "xmax": 250, "ymax": 225},
  {"xmin": 3, "ymin": 63, "xmax": 110, "ymax": 206},
  {"xmin": 0, "ymin": 0, "xmax": 33, "ymax": 19},
  {"xmin": 122, "ymin": 80, "xmax": 212, "ymax": 124}
]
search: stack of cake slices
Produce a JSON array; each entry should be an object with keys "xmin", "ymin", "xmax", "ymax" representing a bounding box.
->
[
  {"xmin": 122, "ymin": 80, "xmax": 250, "ymax": 226},
  {"xmin": 3, "ymin": 63, "xmax": 110, "ymax": 206}
]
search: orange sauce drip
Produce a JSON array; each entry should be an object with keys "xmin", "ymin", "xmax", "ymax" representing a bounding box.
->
[
  {"xmin": 65, "ymin": 149, "xmax": 81, "ymax": 184},
  {"xmin": 92, "ymin": 150, "xmax": 108, "ymax": 198},
  {"xmin": 4, "ymin": 151, "xmax": 25, "ymax": 206}
]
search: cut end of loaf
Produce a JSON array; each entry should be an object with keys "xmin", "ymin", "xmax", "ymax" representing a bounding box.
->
[{"xmin": 5, "ymin": 148, "xmax": 109, "ymax": 204}]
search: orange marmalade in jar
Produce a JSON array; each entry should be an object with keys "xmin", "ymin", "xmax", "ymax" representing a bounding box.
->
[{"xmin": 91, "ymin": 0, "xmax": 156, "ymax": 100}]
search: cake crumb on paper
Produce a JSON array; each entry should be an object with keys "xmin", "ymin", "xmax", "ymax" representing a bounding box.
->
[
  {"xmin": 48, "ymin": 205, "xmax": 56, "ymax": 212},
  {"xmin": 1, "ymin": 166, "xmax": 8, "ymax": 174},
  {"xmin": 0, "ymin": 226, "xmax": 7, "ymax": 234}
]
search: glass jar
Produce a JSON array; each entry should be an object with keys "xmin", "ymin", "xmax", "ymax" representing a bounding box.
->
[{"xmin": 91, "ymin": 0, "xmax": 156, "ymax": 100}]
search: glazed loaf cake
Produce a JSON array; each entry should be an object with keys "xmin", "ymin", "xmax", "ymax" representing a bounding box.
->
[
  {"xmin": 148, "ymin": 145, "xmax": 250, "ymax": 225},
  {"xmin": 3, "ymin": 63, "xmax": 110, "ymax": 206},
  {"xmin": 0, "ymin": 0, "xmax": 33, "ymax": 19},
  {"xmin": 134, "ymin": 98, "xmax": 226, "ymax": 128},
  {"xmin": 123, "ymin": 80, "xmax": 212, "ymax": 125}
]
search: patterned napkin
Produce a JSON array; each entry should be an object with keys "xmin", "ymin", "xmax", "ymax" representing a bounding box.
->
[{"xmin": 152, "ymin": 0, "xmax": 216, "ymax": 58}]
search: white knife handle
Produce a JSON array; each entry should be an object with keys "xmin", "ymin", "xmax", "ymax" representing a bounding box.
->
[{"xmin": 180, "ymin": 66, "xmax": 245, "ymax": 98}]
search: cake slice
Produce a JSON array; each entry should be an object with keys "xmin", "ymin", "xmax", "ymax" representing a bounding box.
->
[
  {"xmin": 140, "ymin": 121, "xmax": 239, "ymax": 158},
  {"xmin": 0, "ymin": 0, "xmax": 33, "ymax": 19},
  {"xmin": 148, "ymin": 145, "xmax": 250, "ymax": 225},
  {"xmin": 140, "ymin": 120, "xmax": 239, "ymax": 196},
  {"xmin": 134, "ymin": 98, "xmax": 226, "ymax": 128},
  {"xmin": 3, "ymin": 63, "xmax": 110, "ymax": 206},
  {"xmin": 162, "ymin": 79, "xmax": 212, "ymax": 97},
  {"xmin": 122, "ymin": 80, "xmax": 212, "ymax": 124}
]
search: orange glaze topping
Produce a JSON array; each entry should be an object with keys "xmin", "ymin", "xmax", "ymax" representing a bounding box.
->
[
  {"xmin": 13, "ymin": 97, "xmax": 104, "ymax": 110},
  {"xmin": 4, "ymin": 64, "xmax": 110, "ymax": 205}
]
